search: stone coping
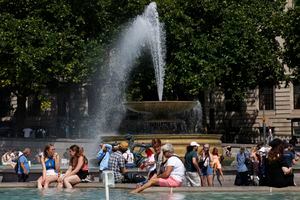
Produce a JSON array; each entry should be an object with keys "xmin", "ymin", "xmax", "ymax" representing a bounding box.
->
[{"xmin": 0, "ymin": 182, "xmax": 300, "ymax": 193}]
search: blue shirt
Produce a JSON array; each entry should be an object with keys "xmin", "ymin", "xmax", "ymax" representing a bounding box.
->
[
  {"xmin": 236, "ymin": 152, "xmax": 248, "ymax": 172},
  {"xmin": 283, "ymin": 150, "xmax": 295, "ymax": 167},
  {"xmin": 97, "ymin": 144, "xmax": 112, "ymax": 171},
  {"xmin": 18, "ymin": 155, "xmax": 30, "ymax": 174}
]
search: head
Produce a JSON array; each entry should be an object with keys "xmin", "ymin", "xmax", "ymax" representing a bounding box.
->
[
  {"xmin": 69, "ymin": 144, "xmax": 82, "ymax": 158},
  {"xmin": 152, "ymin": 138, "xmax": 162, "ymax": 154},
  {"xmin": 43, "ymin": 144, "xmax": 55, "ymax": 158},
  {"xmin": 161, "ymin": 143, "xmax": 174, "ymax": 158},
  {"xmin": 190, "ymin": 141, "xmax": 200, "ymax": 151},
  {"xmin": 23, "ymin": 148, "xmax": 31, "ymax": 156},
  {"xmin": 212, "ymin": 147, "xmax": 218, "ymax": 155},
  {"xmin": 119, "ymin": 141, "xmax": 128, "ymax": 153},
  {"xmin": 268, "ymin": 138, "xmax": 284, "ymax": 161},
  {"xmin": 240, "ymin": 146, "xmax": 245, "ymax": 153},
  {"xmin": 186, "ymin": 145, "xmax": 194, "ymax": 153},
  {"xmin": 203, "ymin": 144, "xmax": 210, "ymax": 154}
]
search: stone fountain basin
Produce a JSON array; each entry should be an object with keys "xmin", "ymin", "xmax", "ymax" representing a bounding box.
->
[{"xmin": 124, "ymin": 101, "xmax": 198, "ymax": 115}]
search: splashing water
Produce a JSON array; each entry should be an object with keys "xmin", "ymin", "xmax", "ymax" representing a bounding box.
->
[{"xmin": 96, "ymin": 2, "xmax": 166, "ymax": 133}]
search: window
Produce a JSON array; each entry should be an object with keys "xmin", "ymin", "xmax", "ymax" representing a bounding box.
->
[
  {"xmin": 259, "ymin": 86, "xmax": 274, "ymax": 110},
  {"xmin": 294, "ymin": 84, "xmax": 300, "ymax": 109}
]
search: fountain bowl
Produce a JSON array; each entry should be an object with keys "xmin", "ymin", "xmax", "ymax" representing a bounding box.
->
[{"xmin": 124, "ymin": 101, "xmax": 199, "ymax": 115}]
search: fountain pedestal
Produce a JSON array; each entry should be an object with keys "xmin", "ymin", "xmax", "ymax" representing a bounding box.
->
[{"xmin": 105, "ymin": 101, "xmax": 222, "ymax": 157}]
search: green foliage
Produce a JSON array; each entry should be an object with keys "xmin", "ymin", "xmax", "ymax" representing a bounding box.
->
[
  {"xmin": 283, "ymin": 6, "xmax": 300, "ymax": 81},
  {"xmin": 155, "ymin": 0, "xmax": 286, "ymax": 103},
  {"xmin": 0, "ymin": 0, "xmax": 289, "ymax": 108}
]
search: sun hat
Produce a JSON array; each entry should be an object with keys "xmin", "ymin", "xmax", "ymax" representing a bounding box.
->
[{"xmin": 190, "ymin": 141, "xmax": 200, "ymax": 147}]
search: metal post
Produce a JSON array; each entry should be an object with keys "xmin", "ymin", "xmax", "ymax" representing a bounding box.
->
[
  {"xmin": 263, "ymin": 104, "xmax": 266, "ymax": 145},
  {"xmin": 105, "ymin": 173, "xmax": 109, "ymax": 200}
]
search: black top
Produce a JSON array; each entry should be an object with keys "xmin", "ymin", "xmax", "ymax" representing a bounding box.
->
[{"xmin": 266, "ymin": 157, "xmax": 290, "ymax": 188}]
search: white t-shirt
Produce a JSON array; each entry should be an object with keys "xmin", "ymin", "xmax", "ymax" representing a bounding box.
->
[
  {"xmin": 123, "ymin": 150, "xmax": 134, "ymax": 164},
  {"xmin": 23, "ymin": 128, "xmax": 32, "ymax": 138},
  {"xmin": 166, "ymin": 156, "xmax": 185, "ymax": 182}
]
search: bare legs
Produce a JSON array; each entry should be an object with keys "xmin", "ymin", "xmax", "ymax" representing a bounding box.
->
[
  {"xmin": 131, "ymin": 177, "xmax": 159, "ymax": 193},
  {"xmin": 201, "ymin": 175, "xmax": 213, "ymax": 187},
  {"xmin": 63, "ymin": 175, "xmax": 81, "ymax": 189},
  {"xmin": 37, "ymin": 175, "xmax": 58, "ymax": 189}
]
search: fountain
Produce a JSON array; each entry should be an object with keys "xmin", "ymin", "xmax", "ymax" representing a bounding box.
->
[{"xmin": 98, "ymin": 2, "xmax": 221, "ymax": 156}]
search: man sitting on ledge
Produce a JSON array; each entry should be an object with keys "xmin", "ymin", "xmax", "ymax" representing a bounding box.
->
[{"xmin": 131, "ymin": 143, "xmax": 185, "ymax": 193}]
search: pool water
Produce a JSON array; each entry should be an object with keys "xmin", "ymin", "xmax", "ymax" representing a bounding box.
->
[{"xmin": 0, "ymin": 189, "xmax": 300, "ymax": 200}]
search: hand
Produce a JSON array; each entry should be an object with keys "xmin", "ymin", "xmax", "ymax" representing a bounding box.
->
[
  {"xmin": 42, "ymin": 177, "xmax": 46, "ymax": 184},
  {"xmin": 57, "ymin": 177, "xmax": 63, "ymax": 183}
]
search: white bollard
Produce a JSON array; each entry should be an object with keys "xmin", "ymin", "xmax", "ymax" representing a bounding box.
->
[{"xmin": 102, "ymin": 171, "xmax": 115, "ymax": 200}]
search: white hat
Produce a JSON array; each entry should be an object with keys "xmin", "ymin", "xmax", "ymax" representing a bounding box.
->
[{"xmin": 190, "ymin": 141, "xmax": 200, "ymax": 147}]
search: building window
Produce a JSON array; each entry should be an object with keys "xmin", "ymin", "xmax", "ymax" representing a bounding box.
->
[
  {"xmin": 259, "ymin": 86, "xmax": 274, "ymax": 110},
  {"xmin": 294, "ymin": 84, "xmax": 300, "ymax": 109}
]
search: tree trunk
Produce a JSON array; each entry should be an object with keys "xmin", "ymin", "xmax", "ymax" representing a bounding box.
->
[{"xmin": 16, "ymin": 95, "xmax": 27, "ymax": 131}]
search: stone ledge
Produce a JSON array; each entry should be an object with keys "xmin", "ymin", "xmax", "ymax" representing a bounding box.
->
[{"xmin": 0, "ymin": 182, "xmax": 300, "ymax": 193}]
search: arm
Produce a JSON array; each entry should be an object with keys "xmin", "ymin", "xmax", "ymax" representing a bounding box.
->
[
  {"xmin": 282, "ymin": 167, "xmax": 292, "ymax": 175},
  {"xmin": 68, "ymin": 156, "xmax": 84, "ymax": 176},
  {"xmin": 20, "ymin": 163, "xmax": 28, "ymax": 174},
  {"xmin": 54, "ymin": 153, "xmax": 60, "ymax": 172},
  {"xmin": 157, "ymin": 166, "xmax": 173, "ymax": 178},
  {"xmin": 97, "ymin": 147, "xmax": 105, "ymax": 160},
  {"xmin": 41, "ymin": 155, "xmax": 46, "ymax": 180},
  {"xmin": 120, "ymin": 167, "xmax": 128, "ymax": 174},
  {"xmin": 105, "ymin": 144, "xmax": 112, "ymax": 153},
  {"xmin": 192, "ymin": 157, "xmax": 201, "ymax": 174}
]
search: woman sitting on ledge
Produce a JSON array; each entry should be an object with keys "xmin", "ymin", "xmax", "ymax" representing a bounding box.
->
[
  {"xmin": 57, "ymin": 145, "xmax": 89, "ymax": 189},
  {"xmin": 131, "ymin": 143, "xmax": 185, "ymax": 193},
  {"xmin": 37, "ymin": 144, "xmax": 60, "ymax": 189}
]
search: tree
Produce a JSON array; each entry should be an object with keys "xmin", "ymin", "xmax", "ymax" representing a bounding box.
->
[
  {"xmin": 283, "ymin": 6, "xmax": 300, "ymax": 81},
  {"xmin": 0, "ymin": 0, "xmax": 111, "ymax": 126},
  {"xmin": 152, "ymin": 0, "xmax": 286, "ymax": 105}
]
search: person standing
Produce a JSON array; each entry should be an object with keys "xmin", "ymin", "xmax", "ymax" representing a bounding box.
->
[
  {"xmin": 17, "ymin": 148, "xmax": 31, "ymax": 182},
  {"xmin": 234, "ymin": 147, "xmax": 249, "ymax": 186},
  {"xmin": 199, "ymin": 144, "xmax": 214, "ymax": 186},
  {"xmin": 97, "ymin": 143, "xmax": 112, "ymax": 182},
  {"xmin": 212, "ymin": 147, "xmax": 224, "ymax": 186},
  {"xmin": 267, "ymin": 126, "xmax": 274, "ymax": 144},
  {"xmin": 184, "ymin": 142, "xmax": 201, "ymax": 186}
]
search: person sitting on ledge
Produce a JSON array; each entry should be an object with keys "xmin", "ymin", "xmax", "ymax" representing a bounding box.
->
[
  {"xmin": 57, "ymin": 145, "xmax": 89, "ymax": 189},
  {"xmin": 1, "ymin": 149, "xmax": 17, "ymax": 168},
  {"xmin": 37, "ymin": 144, "xmax": 60, "ymax": 189},
  {"xmin": 131, "ymin": 143, "xmax": 185, "ymax": 193}
]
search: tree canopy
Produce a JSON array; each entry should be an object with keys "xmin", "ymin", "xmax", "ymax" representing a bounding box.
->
[{"xmin": 0, "ymin": 0, "xmax": 294, "ymax": 108}]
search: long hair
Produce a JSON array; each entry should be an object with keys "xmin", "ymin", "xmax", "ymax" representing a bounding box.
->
[
  {"xmin": 212, "ymin": 147, "xmax": 218, "ymax": 156},
  {"xmin": 268, "ymin": 142, "xmax": 284, "ymax": 162},
  {"xmin": 152, "ymin": 138, "xmax": 162, "ymax": 147},
  {"xmin": 43, "ymin": 144, "xmax": 54, "ymax": 159},
  {"xmin": 69, "ymin": 145, "xmax": 83, "ymax": 168}
]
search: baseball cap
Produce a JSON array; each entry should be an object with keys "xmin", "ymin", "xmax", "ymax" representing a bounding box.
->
[{"xmin": 190, "ymin": 141, "xmax": 200, "ymax": 147}]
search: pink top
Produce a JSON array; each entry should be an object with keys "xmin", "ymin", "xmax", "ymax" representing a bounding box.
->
[{"xmin": 212, "ymin": 155, "xmax": 222, "ymax": 169}]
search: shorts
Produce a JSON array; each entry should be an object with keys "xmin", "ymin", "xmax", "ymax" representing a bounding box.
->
[
  {"xmin": 201, "ymin": 165, "xmax": 213, "ymax": 176},
  {"xmin": 46, "ymin": 169, "xmax": 58, "ymax": 176},
  {"xmin": 76, "ymin": 170, "xmax": 89, "ymax": 180},
  {"xmin": 185, "ymin": 172, "xmax": 201, "ymax": 186},
  {"xmin": 158, "ymin": 176, "xmax": 182, "ymax": 187}
]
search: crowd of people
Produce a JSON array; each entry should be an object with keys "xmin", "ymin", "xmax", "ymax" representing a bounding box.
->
[{"xmin": 0, "ymin": 136, "xmax": 299, "ymax": 191}]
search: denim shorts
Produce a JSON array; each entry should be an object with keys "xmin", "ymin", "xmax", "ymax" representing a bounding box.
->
[{"xmin": 201, "ymin": 165, "xmax": 213, "ymax": 176}]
